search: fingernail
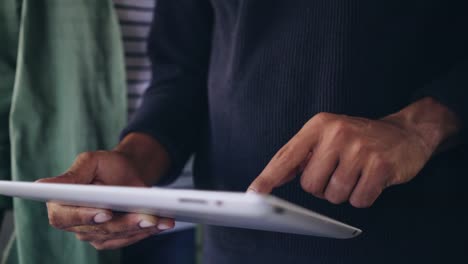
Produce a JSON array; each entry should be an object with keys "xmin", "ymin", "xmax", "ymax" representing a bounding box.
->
[
  {"xmin": 139, "ymin": 220, "xmax": 156, "ymax": 228},
  {"xmin": 157, "ymin": 223, "xmax": 172, "ymax": 230},
  {"xmin": 94, "ymin": 213, "xmax": 112, "ymax": 223},
  {"xmin": 246, "ymin": 188, "xmax": 257, "ymax": 194}
]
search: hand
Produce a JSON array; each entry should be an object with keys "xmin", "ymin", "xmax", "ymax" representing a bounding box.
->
[
  {"xmin": 248, "ymin": 97, "xmax": 460, "ymax": 208},
  {"xmin": 38, "ymin": 134, "xmax": 174, "ymax": 250}
]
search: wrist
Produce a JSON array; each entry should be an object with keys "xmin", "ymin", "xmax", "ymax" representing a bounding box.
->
[
  {"xmin": 382, "ymin": 97, "xmax": 461, "ymax": 155},
  {"xmin": 114, "ymin": 133, "xmax": 171, "ymax": 186}
]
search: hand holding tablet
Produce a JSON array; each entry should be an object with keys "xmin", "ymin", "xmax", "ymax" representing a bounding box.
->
[{"xmin": 35, "ymin": 150, "xmax": 176, "ymax": 250}]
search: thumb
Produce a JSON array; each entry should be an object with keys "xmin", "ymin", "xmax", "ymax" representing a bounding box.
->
[{"xmin": 37, "ymin": 152, "xmax": 99, "ymax": 184}]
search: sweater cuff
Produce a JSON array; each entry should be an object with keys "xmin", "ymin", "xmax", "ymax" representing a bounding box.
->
[{"xmin": 413, "ymin": 61, "xmax": 468, "ymax": 143}]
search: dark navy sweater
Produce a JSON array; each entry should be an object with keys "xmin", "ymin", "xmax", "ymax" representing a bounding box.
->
[{"xmin": 122, "ymin": 1, "xmax": 468, "ymax": 263}]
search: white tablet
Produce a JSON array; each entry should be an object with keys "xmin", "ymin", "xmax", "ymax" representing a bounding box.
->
[{"xmin": 0, "ymin": 180, "xmax": 361, "ymax": 239}]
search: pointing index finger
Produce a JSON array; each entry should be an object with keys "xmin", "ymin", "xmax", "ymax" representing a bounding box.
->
[{"xmin": 248, "ymin": 124, "xmax": 318, "ymax": 194}]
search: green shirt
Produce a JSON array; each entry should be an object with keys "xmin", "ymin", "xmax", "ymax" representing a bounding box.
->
[{"xmin": 0, "ymin": 1, "xmax": 126, "ymax": 263}]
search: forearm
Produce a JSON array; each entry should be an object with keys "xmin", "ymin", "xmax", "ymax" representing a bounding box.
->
[
  {"xmin": 117, "ymin": 0, "xmax": 213, "ymax": 183},
  {"xmin": 114, "ymin": 133, "xmax": 171, "ymax": 186},
  {"xmin": 383, "ymin": 97, "xmax": 462, "ymax": 155}
]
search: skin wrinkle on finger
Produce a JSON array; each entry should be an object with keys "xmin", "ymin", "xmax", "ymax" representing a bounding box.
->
[
  {"xmin": 300, "ymin": 147, "xmax": 339, "ymax": 198},
  {"xmin": 349, "ymin": 155, "xmax": 391, "ymax": 208},
  {"xmin": 91, "ymin": 228, "xmax": 161, "ymax": 250},
  {"xmin": 75, "ymin": 226, "xmax": 161, "ymax": 242},
  {"xmin": 324, "ymin": 168, "xmax": 360, "ymax": 205},
  {"xmin": 323, "ymin": 145, "xmax": 364, "ymax": 204},
  {"xmin": 350, "ymin": 185, "xmax": 383, "ymax": 208},
  {"xmin": 274, "ymin": 137, "xmax": 311, "ymax": 171},
  {"xmin": 68, "ymin": 225, "xmax": 108, "ymax": 235},
  {"xmin": 274, "ymin": 126, "xmax": 317, "ymax": 167},
  {"xmin": 65, "ymin": 213, "xmax": 165, "ymax": 234},
  {"xmin": 47, "ymin": 203, "xmax": 111, "ymax": 229}
]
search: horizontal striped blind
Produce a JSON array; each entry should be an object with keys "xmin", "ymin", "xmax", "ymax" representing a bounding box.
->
[{"xmin": 113, "ymin": 0, "xmax": 155, "ymax": 119}]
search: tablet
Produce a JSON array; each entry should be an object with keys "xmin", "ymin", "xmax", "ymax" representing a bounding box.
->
[{"xmin": 0, "ymin": 180, "xmax": 361, "ymax": 239}]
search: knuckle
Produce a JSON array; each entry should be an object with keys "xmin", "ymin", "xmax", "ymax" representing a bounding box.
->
[
  {"xmin": 349, "ymin": 196, "xmax": 372, "ymax": 208},
  {"xmin": 298, "ymin": 121, "xmax": 313, "ymax": 136},
  {"xmin": 350, "ymin": 187, "xmax": 380, "ymax": 208},
  {"xmin": 370, "ymin": 154, "xmax": 392, "ymax": 172},
  {"xmin": 340, "ymin": 179, "xmax": 354, "ymax": 191},
  {"xmin": 324, "ymin": 178, "xmax": 347, "ymax": 204},
  {"xmin": 300, "ymin": 176, "xmax": 322, "ymax": 196},
  {"xmin": 77, "ymin": 151, "xmax": 95, "ymax": 162},
  {"xmin": 273, "ymin": 145, "xmax": 294, "ymax": 164},
  {"xmin": 351, "ymin": 138, "xmax": 367, "ymax": 154},
  {"xmin": 95, "ymin": 226, "xmax": 111, "ymax": 235},
  {"xmin": 330, "ymin": 120, "xmax": 349, "ymax": 139},
  {"xmin": 269, "ymin": 147, "xmax": 298, "ymax": 175},
  {"xmin": 369, "ymin": 152, "xmax": 384, "ymax": 163},
  {"xmin": 311, "ymin": 112, "xmax": 333, "ymax": 124},
  {"xmin": 48, "ymin": 213, "xmax": 63, "ymax": 229},
  {"xmin": 325, "ymin": 191, "xmax": 344, "ymax": 205},
  {"xmin": 329, "ymin": 176, "xmax": 346, "ymax": 189}
]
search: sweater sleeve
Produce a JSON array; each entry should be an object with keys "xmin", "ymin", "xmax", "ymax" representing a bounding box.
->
[
  {"xmin": 414, "ymin": 60, "xmax": 468, "ymax": 142},
  {"xmin": 120, "ymin": 0, "xmax": 213, "ymax": 185}
]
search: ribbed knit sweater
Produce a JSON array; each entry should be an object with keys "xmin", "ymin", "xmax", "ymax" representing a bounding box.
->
[{"xmin": 122, "ymin": 1, "xmax": 468, "ymax": 263}]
